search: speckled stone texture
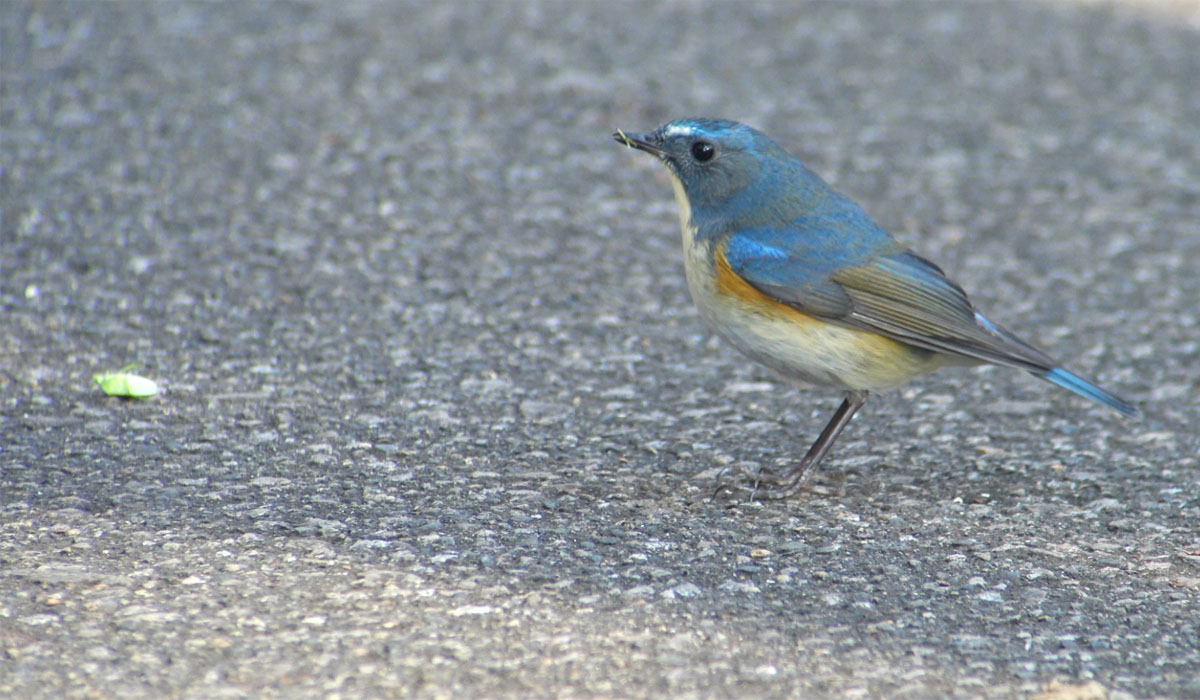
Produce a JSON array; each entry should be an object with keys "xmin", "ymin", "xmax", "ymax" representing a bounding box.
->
[{"xmin": 2, "ymin": 2, "xmax": 1198, "ymax": 698}]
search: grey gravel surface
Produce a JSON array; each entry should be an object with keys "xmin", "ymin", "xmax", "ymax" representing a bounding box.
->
[{"xmin": 2, "ymin": 2, "xmax": 1199, "ymax": 699}]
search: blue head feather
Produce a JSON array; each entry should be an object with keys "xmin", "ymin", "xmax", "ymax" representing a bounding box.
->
[{"xmin": 639, "ymin": 118, "xmax": 841, "ymax": 228}]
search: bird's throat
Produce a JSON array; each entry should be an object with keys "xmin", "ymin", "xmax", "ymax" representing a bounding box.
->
[{"xmin": 667, "ymin": 171, "xmax": 696, "ymax": 250}]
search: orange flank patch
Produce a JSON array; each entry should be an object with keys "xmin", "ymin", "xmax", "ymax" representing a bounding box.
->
[{"xmin": 713, "ymin": 245, "xmax": 817, "ymax": 325}]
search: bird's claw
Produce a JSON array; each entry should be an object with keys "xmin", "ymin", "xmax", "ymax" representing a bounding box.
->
[{"xmin": 708, "ymin": 462, "xmax": 845, "ymax": 502}]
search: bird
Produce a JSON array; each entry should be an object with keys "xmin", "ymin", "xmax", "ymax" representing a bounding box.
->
[{"xmin": 613, "ymin": 118, "xmax": 1136, "ymax": 497}]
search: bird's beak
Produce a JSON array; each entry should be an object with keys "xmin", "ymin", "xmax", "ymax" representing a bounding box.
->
[{"xmin": 613, "ymin": 128, "xmax": 666, "ymax": 159}]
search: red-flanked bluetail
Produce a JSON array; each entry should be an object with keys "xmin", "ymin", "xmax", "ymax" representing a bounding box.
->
[{"xmin": 615, "ymin": 119, "xmax": 1136, "ymax": 497}]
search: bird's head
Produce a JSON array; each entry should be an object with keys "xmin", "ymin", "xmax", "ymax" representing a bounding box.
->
[{"xmin": 614, "ymin": 118, "xmax": 801, "ymax": 223}]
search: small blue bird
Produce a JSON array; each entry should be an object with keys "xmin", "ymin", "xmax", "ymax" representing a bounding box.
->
[{"xmin": 614, "ymin": 118, "xmax": 1136, "ymax": 496}]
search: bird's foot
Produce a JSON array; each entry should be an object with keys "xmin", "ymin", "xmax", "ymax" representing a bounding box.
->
[{"xmin": 709, "ymin": 462, "xmax": 844, "ymax": 502}]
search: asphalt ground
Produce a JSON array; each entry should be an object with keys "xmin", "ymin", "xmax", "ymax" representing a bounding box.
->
[{"xmin": 2, "ymin": 2, "xmax": 1199, "ymax": 698}]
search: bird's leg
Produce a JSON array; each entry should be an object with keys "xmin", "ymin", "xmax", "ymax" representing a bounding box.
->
[{"xmin": 755, "ymin": 390, "xmax": 868, "ymax": 497}]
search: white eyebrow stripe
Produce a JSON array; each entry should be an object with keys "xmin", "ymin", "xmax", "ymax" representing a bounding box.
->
[{"xmin": 661, "ymin": 124, "xmax": 694, "ymax": 138}]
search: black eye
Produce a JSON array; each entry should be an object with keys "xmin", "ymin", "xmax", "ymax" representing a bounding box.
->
[{"xmin": 690, "ymin": 141, "xmax": 715, "ymax": 162}]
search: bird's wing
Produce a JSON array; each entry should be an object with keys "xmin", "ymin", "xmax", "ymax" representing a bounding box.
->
[
  {"xmin": 718, "ymin": 212, "xmax": 895, "ymax": 319},
  {"xmin": 723, "ymin": 225, "xmax": 1058, "ymax": 372},
  {"xmin": 832, "ymin": 251, "xmax": 1058, "ymax": 370}
]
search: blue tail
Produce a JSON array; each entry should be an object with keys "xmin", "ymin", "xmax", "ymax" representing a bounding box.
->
[{"xmin": 1040, "ymin": 368, "xmax": 1137, "ymax": 416}]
